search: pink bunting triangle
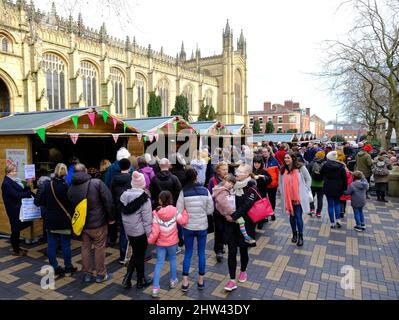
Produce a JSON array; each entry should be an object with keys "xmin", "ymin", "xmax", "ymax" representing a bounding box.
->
[
  {"xmin": 88, "ymin": 113, "xmax": 95, "ymax": 126},
  {"xmin": 70, "ymin": 133, "xmax": 79, "ymax": 145},
  {"xmin": 154, "ymin": 134, "xmax": 159, "ymax": 141},
  {"xmin": 149, "ymin": 134, "xmax": 154, "ymax": 143},
  {"xmin": 112, "ymin": 134, "xmax": 119, "ymax": 144},
  {"xmin": 112, "ymin": 118, "xmax": 118, "ymax": 130},
  {"xmin": 137, "ymin": 134, "xmax": 142, "ymax": 142}
]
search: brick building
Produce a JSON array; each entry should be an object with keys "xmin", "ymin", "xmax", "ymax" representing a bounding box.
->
[
  {"xmin": 325, "ymin": 123, "xmax": 367, "ymax": 142},
  {"xmin": 310, "ymin": 115, "xmax": 326, "ymax": 139},
  {"xmin": 249, "ymin": 100, "xmax": 315, "ymax": 134}
]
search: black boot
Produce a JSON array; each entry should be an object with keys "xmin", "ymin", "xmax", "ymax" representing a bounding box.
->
[
  {"xmin": 271, "ymin": 215, "xmax": 276, "ymax": 221},
  {"xmin": 122, "ymin": 266, "xmax": 134, "ymax": 289},
  {"xmin": 381, "ymin": 194, "xmax": 388, "ymax": 203},
  {"xmin": 297, "ymin": 234, "xmax": 304, "ymax": 247},
  {"xmin": 136, "ymin": 277, "xmax": 152, "ymax": 289},
  {"xmin": 291, "ymin": 231, "xmax": 298, "ymax": 243}
]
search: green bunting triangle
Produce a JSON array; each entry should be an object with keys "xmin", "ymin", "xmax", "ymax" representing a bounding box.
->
[
  {"xmin": 71, "ymin": 115, "xmax": 79, "ymax": 129},
  {"xmin": 174, "ymin": 121, "xmax": 178, "ymax": 131},
  {"xmin": 123, "ymin": 122, "xmax": 128, "ymax": 133},
  {"xmin": 102, "ymin": 110, "xmax": 109, "ymax": 123},
  {"xmin": 218, "ymin": 128, "xmax": 221, "ymax": 135},
  {"xmin": 143, "ymin": 136, "xmax": 148, "ymax": 143},
  {"xmin": 36, "ymin": 128, "xmax": 46, "ymax": 144}
]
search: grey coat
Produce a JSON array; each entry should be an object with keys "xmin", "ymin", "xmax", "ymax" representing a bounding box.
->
[
  {"xmin": 344, "ymin": 178, "xmax": 369, "ymax": 208},
  {"xmin": 120, "ymin": 188, "xmax": 153, "ymax": 237},
  {"xmin": 279, "ymin": 166, "xmax": 312, "ymax": 215}
]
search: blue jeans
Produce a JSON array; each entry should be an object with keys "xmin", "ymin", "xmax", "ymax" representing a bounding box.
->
[
  {"xmin": 327, "ymin": 197, "xmax": 341, "ymax": 223},
  {"xmin": 182, "ymin": 229, "xmax": 207, "ymax": 276},
  {"xmin": 353, "ymin": 207, "xmax": 365, "ymax": 227},
  {"xmin": 153, "ymin": 245, "xmax": 177, "ymax": 289},
  {"xmin": 289, "ymin": 204, "xmax": 304, "ymax": 234},
  {"xmin": 47, "ymin": 231, "xmax": 72, "ymax": 269}
]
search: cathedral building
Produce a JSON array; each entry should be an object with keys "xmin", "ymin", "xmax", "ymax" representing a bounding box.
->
[{"xmin": 0, "ymin": 0, "xmax": 248, "ymax": 124}]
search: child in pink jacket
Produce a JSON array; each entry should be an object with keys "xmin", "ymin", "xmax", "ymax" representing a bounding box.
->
[
  {"xmin": 212, "ymin": 174, "xmax": 256, "ymax": 244},
  {"xmin": 147, "ymin": 191, "xmax": 189, "ymax": 298}
]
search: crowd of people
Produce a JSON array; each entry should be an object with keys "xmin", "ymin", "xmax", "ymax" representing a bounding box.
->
[{"xmin": 1, "ymin": 140, "xmax": 397, "ymax": 298}]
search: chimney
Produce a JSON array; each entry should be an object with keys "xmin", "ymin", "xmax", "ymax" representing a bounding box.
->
[
  {"xmin": 284, "ymin": 100, "xmax": 293, "ymax": 111},
  {"xmin": 293, "ymin": 102, "xmax": 300, "ymax": 110},
  {"xmin": 306, "ymin": 108, "xmax": 310, "ymax": 116},
  {"xmin": 264, "ymin": 102, "xmax": 271, "ymax": 111}
]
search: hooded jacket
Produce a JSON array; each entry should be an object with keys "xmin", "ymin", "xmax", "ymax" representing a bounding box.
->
[
  {"xmin": 344, "ymin": 178, "xmax": 369, "ymax": 207},
  {"xmin": 340, "ymin": 171, "xmax": 353, "ymax": 201},
  {"xmin": 110, "ymin": 173, "xmax": 132, "ymax": 216},
  {"xmin": 139, "ymin": 166, "xmax": 155, "ymax": 189},
  {"xmin": 67, "ymin": 172, "xmax": 114, "ymax": 229},
  {"xmin": 356, "ymin": 151, "xmax": 373, "ymax": 178},
  {"xmin": 170, "ymin": 163, "xmax": 187, "ymax": 187},
  {"xmin": 147, "ymin": 205, "xmax": 189, "ymax": 246},
  {"xmin": 263, "ymin": 156, "xmax": 280, "ymax": 189},
  {"xmin": 120, "ymin": 188, "xmax": 153, "ymax": 237},
  {"xmin": 320, "ymin": 160, "xmax": 348, "ymax": 198},
  {"xmin": 150, "ymin": 170, "xmax": 182, "ymax": 207},
  {"xmin": 190, "ymin": 159, "xmax": 207, "ymax": 185},
  {"xmin": 212, "ymin": 184, "xmax": 235, "ymax": 216},
  {"xmin": 176, "ymin": 183, "xmax": 214, "ymax": 231}
]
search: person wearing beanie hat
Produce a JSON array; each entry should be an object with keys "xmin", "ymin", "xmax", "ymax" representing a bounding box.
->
[
  {"xmin": 320, "ymin": 150, "xmax": 348, "ymax": 229},
  {"xmin": 315, "ymin": 151, "xmax": 325, "ymax": 159},
  {"xmin": 110, "ymin": 158, "xmax": 132, "ymax": 264},
  {"xmin": 120, "ymin": 171, "xmax": 153, "ymax": 290},
  {"xmin": 355, "ymin": 144, "xmax": 373, "ymax": 198}
]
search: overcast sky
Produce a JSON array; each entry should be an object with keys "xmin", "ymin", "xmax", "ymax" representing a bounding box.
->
[{"xmin": 35, "ymin": 0, "xmax": 354, "ymax": 123}]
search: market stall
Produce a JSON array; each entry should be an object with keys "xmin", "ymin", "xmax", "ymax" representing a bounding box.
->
[{"xmin": 0, "ymin": 107, "xmax": 139, "ymax": 241}]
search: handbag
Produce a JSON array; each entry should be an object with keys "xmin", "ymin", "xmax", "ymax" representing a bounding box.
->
[{"xmin": 247, "ymin": 188, "xmax": 274, "ymax": 223}]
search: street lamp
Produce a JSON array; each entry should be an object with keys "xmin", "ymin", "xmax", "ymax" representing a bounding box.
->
[{"xmin": 335, "ymin": 113, "xmax": 338, "ymax": 145}]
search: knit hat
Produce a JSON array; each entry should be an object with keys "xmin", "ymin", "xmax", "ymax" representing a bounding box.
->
[
  {"xmin": 131, "ymin": 171, "xmax": 146, "ymax": 189},
  {"xmin": 116, "ymin": 147, "xmax": 131, "ymax": 161},
  {"xmin": 326, "ymin": 151, "xmax": 338, "ymax": 161},
  {"xmin": 363, "ymin": 144, "xmax": 373, "ymax": 153},
  {"xmin": 316, "ymin": 151, "xmax": 325, "ymax": 159}
]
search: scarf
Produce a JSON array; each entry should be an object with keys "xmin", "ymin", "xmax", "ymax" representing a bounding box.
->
[
  {"xmin": 232, "ymin": 176, "xmax": 252, "ymax": 196},
  {"xmin": 283, "ymin": 169, "xmax": 300, "ymax": 216}
]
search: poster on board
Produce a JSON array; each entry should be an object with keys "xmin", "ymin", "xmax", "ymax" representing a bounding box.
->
[{"xmin": 6, "ymin": 149, "xmax": 28, "ymax": 181}]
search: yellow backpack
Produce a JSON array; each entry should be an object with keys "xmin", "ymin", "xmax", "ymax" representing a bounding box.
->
[{"xmin": 71, "ymin": 181, "xmax": 90, "ymax": 236}]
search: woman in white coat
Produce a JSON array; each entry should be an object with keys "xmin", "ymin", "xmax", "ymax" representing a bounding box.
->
[{"xmin": 279, "ymin": 152, "xmax": 312, "ymax": 247}]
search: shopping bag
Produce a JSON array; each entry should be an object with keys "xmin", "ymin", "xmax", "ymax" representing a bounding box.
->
[{"xmin": 19, "ymin": 198, "xmax": 42, "ymax": 222}]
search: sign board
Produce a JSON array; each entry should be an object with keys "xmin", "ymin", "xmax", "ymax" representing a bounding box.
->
[
  {"xmin": 6, "ymin": 149, "xmax": 28, "ymax": 181},
  {"xmin": 19, "ymin": 198, "xmax": 41, "ymax": 222},
  {"xmin": 24, "ymin": 164, "xmax": 36, "ymax": 180}
]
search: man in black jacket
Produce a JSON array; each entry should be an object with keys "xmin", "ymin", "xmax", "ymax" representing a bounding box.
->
[
  {"xmin": 68, "ymin": 163, "xmax": 114, "ymax": 284},
  {"xmin": 110, "ymin": 158, "xmax": 132, "ymax": 265}
]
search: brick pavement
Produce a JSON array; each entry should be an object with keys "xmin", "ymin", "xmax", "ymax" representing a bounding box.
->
[{"xmin": 0, "ymin": 196, "xmax": 398, "ymax": 300}]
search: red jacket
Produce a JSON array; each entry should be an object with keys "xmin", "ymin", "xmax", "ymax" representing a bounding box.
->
[
  {"xmin": 147, "ymin": 205, "xmax": 189, "ymax": 247},
  {"xmin": 275, "ymin": 148, "xmax": 287, "ymax": 166},
  {"xmin": 340, "ymin": 171, "xmax": 353, "ymax": 201}
]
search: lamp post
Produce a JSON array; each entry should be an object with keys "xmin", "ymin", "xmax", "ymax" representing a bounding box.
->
[{"xmin": 335, "ymin": 113, "xmax": 338, "ymax": 145}]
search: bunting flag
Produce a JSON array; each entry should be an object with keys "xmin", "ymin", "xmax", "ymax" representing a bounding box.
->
[
  {"xmin": 149, "ymin": 134, "xmax": 154, "ymax": 143},
  {"xmin": 143, "ymin": 136, "xmax": 148, "ymax": 143},
  {"xmin": 137, "ymin": 134, "xmax": 142, "ymax": 142},
  {"xmin": 165, "ymin": 123, "xmax": 170, "ymax": 129},
  {"xmin": 69, "ymin": 133, "xmax": 79, "ymax": 145},
  {"xmin": 154, "ymin": 134, "xmax": 159, "ymax": 141},
  {"xmin": 174, "ymin": 121, "xmax": 178, "ymax": 131},
  {"xmin": 112, "ymin": 117, "xmax": 118, "ymax": 130},
  {"xmin": 123, "ymin": 122, "xmax": 128, "ymax": 133},
  {"xmin": 102, "ymin": 110, "xmax": 109, "ymax": 123},
  {"xmin": 36, "ymin": 128, "xmax": 46, "ymax": 144},
  {"xmin": 218, "ymin": 128, "xmax": 221, "ymax": 135},
  {"xmin": 157, "ymin": 128, "xmax": 161, "ymax": 134},
  {"xmin": 112, "ymin": 134, "xmax": 119, "ymax": 144},
  {"xmin": 71, "ymin": 115, "xmax": 79, "ymax": 129},
  {"xmin": 88, "ymin": 112, "xmax": 96, "ymax": 126},
  {"xmin": 189, "ymin": 128, "xmax": 193, "ymax": 134}
]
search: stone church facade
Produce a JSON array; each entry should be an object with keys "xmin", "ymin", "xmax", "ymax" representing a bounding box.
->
[{"xmin": 0, "ymin": 0, "xmax": 248, "ymax": 124}]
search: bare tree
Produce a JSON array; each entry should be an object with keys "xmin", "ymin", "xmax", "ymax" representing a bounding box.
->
[{"xmin": 320, "ymin": 0, "xmax": 399, "ymax": 147}]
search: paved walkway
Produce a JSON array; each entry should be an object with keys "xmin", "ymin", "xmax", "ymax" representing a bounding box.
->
[{"xmin": 0, "ymin": 196, "xmax": 398, "ymax": 300}]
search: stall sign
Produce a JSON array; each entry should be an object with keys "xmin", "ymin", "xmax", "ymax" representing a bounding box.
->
[
  {"xmin": 6, "ymin": 149, "xmax": 27, "ymax": 181},
  {"xmin": 24, "ymin": 164, "xmax": 36, "ymax": 180}
]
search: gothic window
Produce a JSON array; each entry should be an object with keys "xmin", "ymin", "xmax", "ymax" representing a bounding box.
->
[
  {"xmin": 234, "ymin": 70, "xmax": 242, "ymax": 114},
  {"xmin": 43, "ymin": 53, "xmax": 66, "ymax": 110},
  {"xmin": 1, "ymin": 37, "xmax": 8, "ymax": 52},
  {"xmin": 204, "ymin": 89, "xmax": 213, "ymax": 107},
  {"xmin": 183, "ymin": 85, "xmax": 193, "ymax": 112},
  {"xmin": 158, "ymin": 78, "xmax": 169, "ymax": 116},
  {"xmin": 110, "ymin": 67, "xmax": 124, "ymax": 114},
  {"xmin": 80, "ymin": 61, "xmax": 98, "ymax": 107},
  {"xmin": 135, "ymin": 73, "xmax": 146, "ymax": 116}
]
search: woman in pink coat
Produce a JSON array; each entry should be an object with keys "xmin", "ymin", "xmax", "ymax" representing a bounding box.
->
[
  {"xmin": 147, "ymin": 191, "xmax": 189, "ymax": 298},
  {"xmin": 340, "ymin": 164, "xmax": 353, "ymax": 218}
]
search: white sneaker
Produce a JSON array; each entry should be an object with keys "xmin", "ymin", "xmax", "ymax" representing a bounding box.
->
[{"xmin": 176, "ymin": 247, "xmax": 183, "ymax": 254}]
